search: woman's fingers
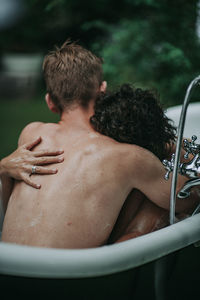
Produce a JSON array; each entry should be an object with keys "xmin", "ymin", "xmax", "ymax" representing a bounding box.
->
[
  {"xmin": 33, "ymin": 155, "xmax": 64, "ymax": 165},
  {"xmin": 30, "ymin": 166, "xmax": 58, "ymax": 175},
  {"xmin": 24, "ymin": 137, "xmax": 42, "ymax": 150},
  {"xmin": 22, "ymin": 175, "xmax": 41, "ymax": 189},
  {"xmin": 22, "ymin": 165, "xmax": 58, "ymax": 189},
  {"xmin": 33, "ymin": 149, "xmax": 64, "ymax": 157}
]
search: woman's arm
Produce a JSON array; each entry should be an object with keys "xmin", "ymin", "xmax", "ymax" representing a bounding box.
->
[
  {"xmin": 125, "ymin": 145, "xmax": 199, "ymax": 213},
  {"xmin": 0, "ymin": 136, "xmax": 64, "ymax": 189},
  {"xmin": 0, "ymin": 137, "xmax": 64, "ymax": 212}
]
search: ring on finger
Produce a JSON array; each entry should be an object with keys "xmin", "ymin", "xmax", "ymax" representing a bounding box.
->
[{"xmin": 31, "ymin": 165, "xmax": 37, "ymax": 175}]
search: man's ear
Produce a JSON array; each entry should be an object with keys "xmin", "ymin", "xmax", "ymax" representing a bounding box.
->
[
  {"xmin": 45, "ymin": 93, "xmax": 59, "ymax": 114},
  {"xmin": 100, "ymin": 81, "xmax": 107, "ymax": 93}
]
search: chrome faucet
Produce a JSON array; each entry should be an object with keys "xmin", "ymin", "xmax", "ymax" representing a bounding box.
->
[
  {"xmin": 163, "ymin": 134, "xmax": 200, "ymax": 216},
  {"xmin": 163, "ymin": 135, "xmax": 200, "ymax": 199},
  {"xmin": 163, "ymin": 75, "xmax": 200, "ymax": 224},
  {"xmin": 179, "ymin": 135, "xmax": 200, "ymax": 179}
]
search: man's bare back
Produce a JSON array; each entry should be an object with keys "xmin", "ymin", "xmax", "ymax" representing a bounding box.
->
[{"xmin": 1, "ymin": 116, "xmax": 139, "ymax": 248}]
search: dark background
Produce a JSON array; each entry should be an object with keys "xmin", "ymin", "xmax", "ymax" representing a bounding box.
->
[{"xmin": 1, "ymin": 0, "xmax": 200, "ymax": 156}]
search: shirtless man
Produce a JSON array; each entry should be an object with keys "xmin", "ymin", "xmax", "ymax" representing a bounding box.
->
[{"xmin": 1, "ymin": 40, "xmax": 199, "ymax": 248}]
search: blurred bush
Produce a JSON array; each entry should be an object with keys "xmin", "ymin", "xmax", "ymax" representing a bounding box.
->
[
  {"xmin": 1, "ymin": 1, "xmax": 200, "ymax": 104},
  {"xmin": 48, "ymin": 0, "xmax": 200, "ymax": 106},
  {"xmin": 83, "ymin": 0, "xmax": 200, "ymax": 106}
]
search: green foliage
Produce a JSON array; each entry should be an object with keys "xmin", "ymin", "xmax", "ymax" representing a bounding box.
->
[
  {"xmin": 81, "ymin": 1, "xmax": 200, "ymax": 106},
  {"xmin": 125, "ymin": 0, "xmax": 158, "ymax": 6},
  {"xmin": 1, "ymin": 0, "xmax": 200, "ymax": 107},
  {"xmin": 0, "ymin": 98, "xmax": 59, "ymax": 158}
]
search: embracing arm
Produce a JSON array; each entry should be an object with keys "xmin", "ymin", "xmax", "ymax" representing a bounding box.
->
[
  {"xmin": 1, "ymin": 136, "xmax": 64, "ymax": 188},
  {"xmin": 0, "ymin": 134, "xmax": 64, "ymax": 213},
  {"xmin": 126, "ymin": 145, "xmax": 199, "ymax": 213}
]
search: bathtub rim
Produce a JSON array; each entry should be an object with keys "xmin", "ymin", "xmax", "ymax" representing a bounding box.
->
[
  {"xmin": 0, "ymin": 213, "xmax": 200, "ymax": 279},
  {"xmin": 166, "ymin": 101, "xmax": 200, "ymax": 118},
  {"xmin": 166, "ymin": 101, "xmax": 200, "ymax": 139}
]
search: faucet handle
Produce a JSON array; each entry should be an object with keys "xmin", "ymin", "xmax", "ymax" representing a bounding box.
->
[
  {"xmin": 183, "ymin": 135, "xmax": 200, "ymax": 158},
  {"xmin": 162, "ymin": 153, "xmax": 175, "ymax": 180}
]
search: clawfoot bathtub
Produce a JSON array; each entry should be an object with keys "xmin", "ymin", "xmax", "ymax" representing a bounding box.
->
[{"xmin": 1, "ymin": 102, "xmax": 200, "ymax": 300}]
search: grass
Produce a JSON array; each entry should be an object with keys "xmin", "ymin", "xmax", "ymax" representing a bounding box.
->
[{"xmin": 0, "ymin": 97, "xmax": 59, "ymax": 159}]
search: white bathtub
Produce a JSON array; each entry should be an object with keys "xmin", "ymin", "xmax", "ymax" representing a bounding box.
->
[
  {"xmin": 1, "ymin": 103, "xmax": 200, "ymax": 300},
  {"xmin": 166, "ymin": 102, "xmax": 200, "ymax": 140}
]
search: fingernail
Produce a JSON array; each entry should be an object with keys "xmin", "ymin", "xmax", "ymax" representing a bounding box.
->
[
  {"xmin": 53, "ymin": 169, "xmax": 58, "ymax": 173},
  {"xmin": 59, "ymin": 150, "xmax": 64, "ymax": 153},
  {"xmin": 58, "ymin": 157, "xmax": 64, "ymax": 162},
  {"xmin": 37, "ymin": 184, "xmax": 41, "ymax": 189}
]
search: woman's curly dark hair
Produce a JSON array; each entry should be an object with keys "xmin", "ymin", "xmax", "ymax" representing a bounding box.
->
[{"xmin": 90, "ymin": 84, "xmax": 176, "ymax": 161}]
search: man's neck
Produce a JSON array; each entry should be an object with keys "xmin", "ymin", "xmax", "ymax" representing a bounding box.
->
[{"xmin": 59, "ymin": 100, "xmax": 95, "ymax": 131}]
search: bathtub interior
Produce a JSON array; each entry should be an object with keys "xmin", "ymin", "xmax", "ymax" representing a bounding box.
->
[
  {"xmin": 166, "ymin": 102, "xmax": 200, "ymax": 140},
  {"xmin": 1, "ymin": 102, "xmax": 200, "ymax": 299}
]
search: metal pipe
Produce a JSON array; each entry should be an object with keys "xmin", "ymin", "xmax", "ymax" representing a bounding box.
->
[
  {"xmin": 169, "ymin": 75, "xmax": 200, "ymax": 225},
  {"xmin": 177, "ymin": 178, "xmax": 200, "ymax": 199}
]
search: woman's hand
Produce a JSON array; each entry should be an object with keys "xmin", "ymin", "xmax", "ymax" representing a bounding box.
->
[{"xmin": 0, "ymin": 137, "xmax": 64, "ymax": 189}]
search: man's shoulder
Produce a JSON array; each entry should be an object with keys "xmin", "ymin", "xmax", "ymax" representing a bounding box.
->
[
  {"xmin": 23, "ymin": 121, "xmax": 44, "ymax": 131},
  {"xmin": 102, "ymin": 140, "xmax": 149, "ymax": 164},
  {"xmin": 95, "ymin": 135, "xmax": 157, "ymax": 160},
  {"xmin": 106, "ymin": 141, "xmax": 146, "ymax": 157},
  {"xmin": 18, "ymin": 122, "xmax": 44, "ymax": 145},
  {"xmin": 107, "ymin": 141, "xmax": 158, "ymax": 171}
]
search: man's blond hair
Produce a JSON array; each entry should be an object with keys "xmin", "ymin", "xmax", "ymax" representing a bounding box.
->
[{"xmin": 43, "ymin": 40, "xmax": 103, "ymax": 111}]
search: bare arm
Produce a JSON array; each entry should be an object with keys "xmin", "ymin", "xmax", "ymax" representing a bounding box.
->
[
  {"xmin": 0, "ymin": 135, "xmax": 64, "ymax": 213},
  {"xmin": 1, "ymin": 136, "xmax": 64, "ymax": 189},
  {"xmin": 125, "ymin": 145, "xmax": 199, "ymax": 213}
]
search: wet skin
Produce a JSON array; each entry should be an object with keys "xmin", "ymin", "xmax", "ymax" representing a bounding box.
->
[{"xmin": 2, "ymin": 105, "xmax": 199, "ymax": 248}]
